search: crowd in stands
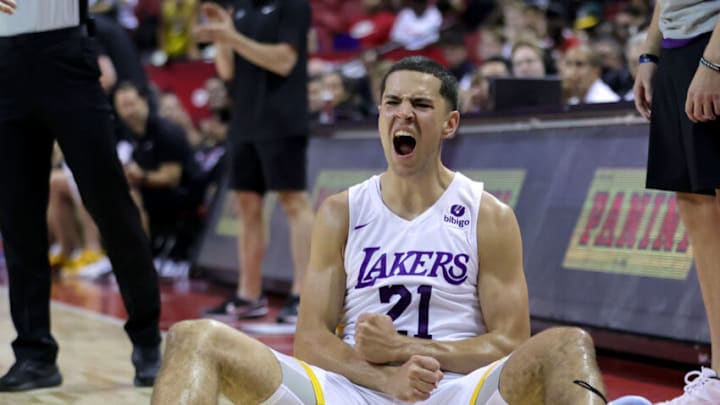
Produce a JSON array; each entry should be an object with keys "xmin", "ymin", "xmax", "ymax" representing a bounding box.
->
[{"xmin": 48, "ymin": 0, "xmax": 652, "ymax": 279}]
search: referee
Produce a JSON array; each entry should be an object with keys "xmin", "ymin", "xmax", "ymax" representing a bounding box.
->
[{"xmin": 0, "ymin": 0, "xmax": 161, "ymax": 391}]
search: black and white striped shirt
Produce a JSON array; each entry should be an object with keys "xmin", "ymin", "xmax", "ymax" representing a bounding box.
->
[{"xmin": 0, "ymin": 0, "xmax": 82, "ymax": 37}]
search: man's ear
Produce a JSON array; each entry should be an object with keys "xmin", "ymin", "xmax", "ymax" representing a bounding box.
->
[{"xmin": 442, "ymin": 110, "xmax": 460, "ymax": 139}]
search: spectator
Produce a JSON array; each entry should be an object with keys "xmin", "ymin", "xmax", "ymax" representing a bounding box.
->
[
  {"xmin": 390, "ymin": 0, "xmax": 442, "ymax": 51},
  {"xmin": 113, "ymin": 82, "xmax": 202, "ymax": 240},
  {"xmin": 308, "ymin": 74, "xmax": 325, "ymax": 121},
  {"xmin": 500, "ymin": 0, "xmax": 530, "ymax": 51},
  {"xmin": 479, "ymin": 55, "xmax": 511, "ymax": 79},
  {"xmin": 592, "ymin": 35, "xmax": 633, "ymax": 97},
  {"xmin": 158, "ymin": 91, "xmax": 202, "ymax": 146},
  {"xmin": 544, "ymin": 0, "xmax": 579, "ymax": 74},
  {"xmin": 439, "ymin": 28, "xmax": 475, "ymax": 90},
  {"xmin": 573, "ymin": 2, "xmax": 603, "ymax": 44},
  {"xmin": 559, "ymin": 45, "xmax": 620, "ymax": 105},
  {"xmin": 348, "ymin": 0, "xmax": 397, "ymax": 50},
  {"xmin": 204, "ymin": 76, "xmax": 232, "ymax": 124},
  {"xmin": 321, "ymin": 71, "xmax": 368, "ymax": 122},
  {"xmin": 47, "ymin": 166, "xmax": 112, "ymax": 278},
  {"xmin": 611, "ymin": 5, "xmax": 648, "ymax": 45},
  {"xmin": 158, "ymin": 0, "xmax": 200, "ymax": 61},
  {"xmin": 459, "ymin": 56, "xmax": 511, "ymax": 113},
  {"xmin": 475, "ymin": 25, "xmax": 507, "ymax": 63},
  {"xmin": 133, "ymin": 0, "xmax": 163, "ymax": 54},
  {"xmin": 436, "ymin": 0, "xmax": 495, "ymax": 32},
  {"xmin": 511, "ymin": 37, "xmax": 546, "ymax": 78},
  {"xmin": 623, "ymin": 30, "xmax": 647, "ymax": 101}
]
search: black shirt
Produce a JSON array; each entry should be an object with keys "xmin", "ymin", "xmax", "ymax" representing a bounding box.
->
[
  {"xmin": 228, "ymin": 0, "xmax": 311, "ymax": 141},
  {"xmin": 130, "ymin": 114, "xmax": 200, "ymax": 191}
]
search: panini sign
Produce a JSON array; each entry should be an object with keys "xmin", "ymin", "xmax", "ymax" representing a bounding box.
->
[{"xmin": 564, "ymin": 169, "xmax": 693, "ymax": 279}]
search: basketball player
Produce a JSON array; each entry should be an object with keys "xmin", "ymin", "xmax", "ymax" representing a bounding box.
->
[{"xmin": 151, "ymin": 57, "xmax": 649, "ymax": 405}]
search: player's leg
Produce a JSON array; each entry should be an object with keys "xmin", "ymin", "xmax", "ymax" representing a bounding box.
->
[
  {"xmin": 151, "ymin": 319, "xmax": 282, "ymax": 405},
  {"xmin": 259, "ymin": 137, "xmax": 313, "ymax": 322},
  {"xmin": 498, "ymin": 327, "xmax": 607, "ymax": 404},
  {"xmin": 204, "ymin": 141, "xmax": 269, "ymax": 318},
  {"xmin": 47, "ymin": 169, "xmax": 81, "ymax": 262}
]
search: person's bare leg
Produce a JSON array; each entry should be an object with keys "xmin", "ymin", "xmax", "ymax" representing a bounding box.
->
[
  {"xmin": 235, "ymin": 191, "xmax": 265, "ymax": 299},
  {"xmin": 129, "ymin": 188, "xmax": 149, "ymax": 236},
  {"xmin": 277, "ymin": 191, "xmax": 313, "ymax": 295},
  {"xmin": 48, "ymin": 170, "xmax": 80, "ymax": 257},
  {"xmin": 677, "ymin": 191, "xmax": 720, "ymax": 371},
  {"xmin": 77, "ymin": 204, "xmax": 102, "ymax": 252},
  {"xmin": 499, "ymin": 327, "xmax": 606, "ymax": 405},
  {"xmin": 151, "ymin": 319, "xmax": 282, "ymax": 405}
]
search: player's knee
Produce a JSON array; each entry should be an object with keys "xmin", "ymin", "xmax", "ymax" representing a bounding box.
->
[
  {"xmin": 277, "ymin": 191, "xmax": 310, "ymax": 216},
  {"xmin": 166, "ymin": 319, "xmax": 222, "ymax": 350},
  {"xmin": 539, "ymin": 327, "xmax": 594, "ymax": 350}
]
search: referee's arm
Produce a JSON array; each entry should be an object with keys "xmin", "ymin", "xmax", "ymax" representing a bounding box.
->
[{"xmin": 0, "ymin": 0, "xmax": 16, "ymax": 15}]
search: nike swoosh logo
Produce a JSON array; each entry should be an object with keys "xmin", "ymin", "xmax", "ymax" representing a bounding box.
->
[{"xmin": 353, "ymin": 223, "xmax": 370, "ymax": 230}]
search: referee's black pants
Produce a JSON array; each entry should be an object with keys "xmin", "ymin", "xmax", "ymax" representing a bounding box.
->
[{"xmin": 0, "ymin": 27, "xmax": 161, "ymax": 364}]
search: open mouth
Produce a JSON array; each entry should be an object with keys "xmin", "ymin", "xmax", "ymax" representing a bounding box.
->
[{"xmin": 393, "ymin": 131, "xmax": 416, "ymax": 156}]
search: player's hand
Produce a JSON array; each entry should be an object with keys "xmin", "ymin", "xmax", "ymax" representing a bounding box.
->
[
  {"xmin": 633, "ymin": 61, "xmax": 657, "ymax": 121},
  {"xmin": 0, "ymin": 0, "xmax": 16, "ymax": 15},
  {"xmin": 124, "ymin": 162, "xmax": 145, "ymax": 186},
  {"xmin": 685, "ymin": 62, "xmax": 720, "ymax": 123},
  {"xmin": 354, "ymin": 313, "xmax": 402, "ymax": 364},
  {"xmin": 380, "ymin": 355, "xmax": 443, "ymax": 403},
  {"xmin": 194, "ymin": 2, "xmax": 235, "ymax": 44}
]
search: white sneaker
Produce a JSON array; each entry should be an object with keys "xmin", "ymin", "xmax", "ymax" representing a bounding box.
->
[
  {"xmin": 656, "ymin": 367, "xmax": 720, "ymax": 405},
  {"xmin": 609, "ymin": 395, "xmax": 652, "ymax": 405},
  {"xmin": 76, "ymin": 255, "xmax": 113, "ymax": 279}
]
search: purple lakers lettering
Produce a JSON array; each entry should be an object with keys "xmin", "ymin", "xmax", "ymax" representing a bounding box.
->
[{"xmin": 356, "ymin": 247, "xmax": 469, "ymax": 288}]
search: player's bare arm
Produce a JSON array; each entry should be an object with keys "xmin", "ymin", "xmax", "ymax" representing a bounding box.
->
[
  {"xmin": 354, "ymin": 191, "xmax": 530, "ymax": 374},
  {"xmin": 633, "ymin": 1, "xmax": 661, "ymax": 120},
  {"xmin": 685, "ymin": 17, "xmax": 720, "ymax": 122},
  {"xmin": 295, "ymin": 192, "xmax": 442, "ymax": 402},
  {"xmin": 195, "ymin": 2, "xmax": 298, "ymax": 78},
  {"xmin": 294, "ymin": 192, "xmax": 385, "ymax": 388}
]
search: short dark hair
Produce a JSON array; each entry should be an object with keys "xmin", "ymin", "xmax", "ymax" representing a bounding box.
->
[
  {"xmin": 114, "ymin": 81, "xmax": 143, "ymax": 97},
  {"xmin": 379, "ymin": 56, "xmax": 459, "ymax": 111}
]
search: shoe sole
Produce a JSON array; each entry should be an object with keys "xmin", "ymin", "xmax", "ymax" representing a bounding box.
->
[
  {"xmin": 236, "ymin": 307, "xmax": 269, "ymax": 319},
  {"xmin": 276, "ymin": 314, "xmax": 298, "ymax": 324},
  {"xmin": 203, "ymin": 307, "xmax": 269, "ymax": 320},
  {"xmin": 0, "ymin": 373, "xmax": 62, "ymax": 392}
]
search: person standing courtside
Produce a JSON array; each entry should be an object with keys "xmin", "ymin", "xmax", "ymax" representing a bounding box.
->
[
  {"xmin": 633, "ymin": 1, "xmax": 720, "ymax": 403},
  {"xmin": 195, "ymin": 0, "xmax": 314, "ymax": 323},
  {"xmin": 0, "ymin": 0, "xmax": 161, "ymax": 391}
]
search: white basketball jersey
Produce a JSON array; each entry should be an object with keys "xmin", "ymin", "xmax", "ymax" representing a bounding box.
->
[{"xmin": 341, "ymin": 172, "xmax": 487, "ymax": 346}]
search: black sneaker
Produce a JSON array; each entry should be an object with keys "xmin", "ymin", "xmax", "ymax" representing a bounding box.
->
[
  {"xmin": 132, "ymin": 345, "xmax": 161, "ymax": 387},
  {"xmin": 276, "ymin": 295, "xmax": 300, "ymax": 324},
  {"xmin": 0, "ymin": 360, "xmax": 62, "ymax": 392},
  {"xmin": 202, "ymin": 296, "xmax": 269, "ymax": 319}
]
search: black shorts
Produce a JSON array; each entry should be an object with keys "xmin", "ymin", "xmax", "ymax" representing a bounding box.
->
[
  {"xmin": 646, "ymin": 33, "xmax": 720, "ymax": 195},
  {"xmin": 229, "ymin": 137, "xmax": 308, "ymax": 194}
]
